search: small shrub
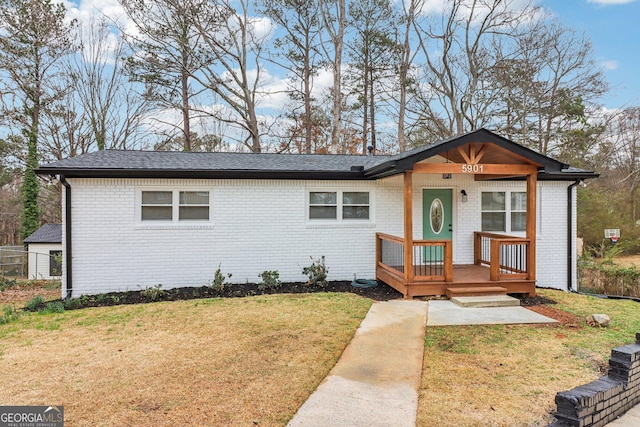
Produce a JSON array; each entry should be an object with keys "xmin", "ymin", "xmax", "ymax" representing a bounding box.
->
[
  {"xmin": 302, "ymin": 256, "xmax": 328, "ymax": 288},
  {"xmin": 211, "ymin": 264, "xmax": 232, "ymax": 291},
  {"xmin": 25, "ymin": 295, "xmax": 45, "ymax": 311},
  {"xmin": 43, "ymin": 301, "xmax": 65, "ymax": 314},
  {"xmin": 258, "ymin": 270, "xmax": 281, "ymax": 290},
  {"xmin": 140, "ymin": 284, "xmax": 166, "ymax": 301},
  {"xmin": 0, "ymin": 277, "xmax": 17, "ymax": 292},
  {"xmin": 63, "ymin": 298, "xmax": 80, "ymax": 309},
  {"xmin": 0, "ymin": 305, "xmax": 21, "ymax": 324}
]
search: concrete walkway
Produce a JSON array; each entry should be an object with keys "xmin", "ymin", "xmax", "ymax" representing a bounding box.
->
[
  {"xmin": 427, "ymin": 300, "xmax": 558, "ymax": 326},
  {"xmin": 287, "ymin": 300, "xmax": 428, "ymax": 427}
]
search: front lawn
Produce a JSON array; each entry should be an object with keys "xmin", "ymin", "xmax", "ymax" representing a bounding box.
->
[
  {"xmin": 418, "ymin": 289, "xmax": 640, "ymax": 426},
  {"xmin": 3, "ymin": 287, "xmax": 639, "ymax": 426},
  {"xmin": 0, "ymin": 293, "xmax": 372, "ymax": 426}
]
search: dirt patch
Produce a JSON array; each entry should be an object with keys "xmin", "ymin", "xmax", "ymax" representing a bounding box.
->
[
  {"xmin": 514, "ymin": 293, "xmax": 583, "ymax": 327},
  {"xmin": 526, "ymin": 304, "xmax": 583, "ymax": 327},
  {"xmin": 0, "ymin": 280, "xmax": 60, "ymax": 306},
  {"xmin": 612, "ymin": 255, "xmax": 640, "ymax": 268}
]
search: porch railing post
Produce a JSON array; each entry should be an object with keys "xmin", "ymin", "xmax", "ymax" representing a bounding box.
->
[
  {"xmin": 527, "ymin": 173, "xmax": 537, "ymax": 281},
  {"xmin": 473, "ymin": 232, "xmax": 482, "ymax": 265},
  {"xmin": 375, "ymin": 233, "xmax": 381, "ymax": 270},
  {"xmin": 490, "ymin": 239, "xmax": 500, "ymax": 281},
  {"xmin": 444, "ymin": 241, "xmax": 453, "ymax": 282},
  {"xmin": 403, "ymin": 171, "xmax": 414, "ymax": 284}
]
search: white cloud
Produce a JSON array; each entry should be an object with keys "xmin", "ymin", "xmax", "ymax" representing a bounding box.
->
[
  {"xmin": 249, "ymin": 16, "xmax": 275, "ymax": 41},
  {"xmin": 65, "ymin": 0, "xmax": 127, "ymax": 25},
  {"xmin": 601, "ymin": 60, "xmax": 619, "ymax": 70}
]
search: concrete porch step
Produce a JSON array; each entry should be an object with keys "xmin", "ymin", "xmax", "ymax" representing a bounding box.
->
[
  {"xmin": 451, "ymin": 295, "xmax": 521, "ymax": 308},
  {"xmin": 445, "ymin": 286, "xmax": 508, "ymax": 298}
]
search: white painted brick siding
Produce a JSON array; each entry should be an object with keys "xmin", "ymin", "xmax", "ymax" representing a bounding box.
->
[{"xmin": 63, "ymin": 176, "xmax": 575, "ymax": 296}]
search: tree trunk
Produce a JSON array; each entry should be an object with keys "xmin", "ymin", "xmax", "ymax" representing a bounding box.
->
[{"xmin": 181, "ymin": 51, "xmax": 191, "ymax": 152}]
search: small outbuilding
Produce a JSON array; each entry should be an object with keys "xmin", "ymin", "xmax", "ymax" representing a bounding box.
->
[{"xmin": 23, "ymin": 224, "xmax": 63, "ymax": 280}]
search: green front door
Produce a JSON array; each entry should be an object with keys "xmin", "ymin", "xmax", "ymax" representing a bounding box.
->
[{"xmin": 423, "ymin": 189, "xmax": 453, "ymax": 261}]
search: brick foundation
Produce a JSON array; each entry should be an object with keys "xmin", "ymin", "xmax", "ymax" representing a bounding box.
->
[{"xmin": 552, "ymin": 333, "xmax": 640, "ymax": 427}]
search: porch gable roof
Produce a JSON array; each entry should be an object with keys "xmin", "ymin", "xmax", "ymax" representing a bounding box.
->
[{"xmin": 364, "ymin": 128, "xmax": 571, "ymax": 179}]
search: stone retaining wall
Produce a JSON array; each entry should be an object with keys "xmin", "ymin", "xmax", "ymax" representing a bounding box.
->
[{"xmin": 552, "ymin": 333, "xmax": 640, "ymax": 427}]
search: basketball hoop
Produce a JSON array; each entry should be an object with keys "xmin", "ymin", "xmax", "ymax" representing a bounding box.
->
[{"xmin": 605, "ymin": 229, "xmax": 620, "ymax": 244}]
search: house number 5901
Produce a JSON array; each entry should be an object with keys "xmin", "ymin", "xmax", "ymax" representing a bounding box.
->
[{"xmin": 461, "ymin": 164, "xmax": 484, "ymax": 173}]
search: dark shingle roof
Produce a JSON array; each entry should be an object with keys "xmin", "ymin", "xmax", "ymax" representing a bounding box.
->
[
  {"xmin": 37, "ymin": 150, "xmax": 382, "ymax": 173},
  {"xmin": 23, "ymin": 224, "xmax": 62, "ymax": 244},
  {"xmin": 35, "ymin": 129, "xmax": 598, "ymax": 181},
  {"xmin": 35, "ymin": 150, "xmax": 386, "ymax": 180}
]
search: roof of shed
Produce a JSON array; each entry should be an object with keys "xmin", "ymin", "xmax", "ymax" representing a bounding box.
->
[
  {"xmin": 23, "ymin": 224, "xmax": 62, "ymax": 244},
  {"xmin": 35, "ymin": 129, "xmax": 598, "ymax": 181}
]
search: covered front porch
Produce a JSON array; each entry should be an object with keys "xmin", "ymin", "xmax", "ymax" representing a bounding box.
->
[
  {"xmin": 371, "ymin": 132, "xmax": 542, "ymax": 298},
  {"xmin": 376, "ymin": 232, "xmax": 536, "ymax": 298}
]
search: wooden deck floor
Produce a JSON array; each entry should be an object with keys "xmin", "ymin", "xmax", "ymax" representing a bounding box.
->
[{"xmin": 377, "ymin": 264, "xmax": 536, "ymax": 298}]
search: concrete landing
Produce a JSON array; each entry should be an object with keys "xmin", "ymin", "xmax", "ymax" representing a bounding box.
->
[
  {"xmin": 427, "ymin": 300, "xmax": 557, "ymax": 326},
  {"xmin": 287, "ymin": 300, "xmax": 428, "ymax": 427},
  {"xmin": 451, "ymin": 295, "xmax": 521, "ymax": 308}
]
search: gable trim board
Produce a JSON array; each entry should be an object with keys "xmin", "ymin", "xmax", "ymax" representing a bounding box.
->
[{"xmin": 35, "ymin": 129, "xmax": 597, "ymax": 298}]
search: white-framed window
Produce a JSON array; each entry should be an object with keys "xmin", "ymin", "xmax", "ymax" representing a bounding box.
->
[
  {"xmin": 139, "ymin": 189, "xmax": 210, "ymax": 222},
  {"xmin": 49, "ymin": 250, "xmax": 62, "ymax": 276},
  {"xmin": 308, "ymin": 190, "xmax": 371, "ymax": 221},
  {"xmin": 481, "ymin": 191, "xmax": 526, "ymax": 232}
]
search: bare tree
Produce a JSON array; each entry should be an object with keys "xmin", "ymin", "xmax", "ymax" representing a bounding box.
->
[
  {"xmin": 187, "ymin": 0, "xmax": 270, "ymax": 152},
  {"xmin": 319, "ymin": 0, "xmax": 347, "ymax": 153},
  {"xmin": 347, "ymin": 0, "xmax": 400, "ymax": 154},
  {"xmin": 606, "ymin": 108, "xmax": 640, "ymax": 223},
  {"xmin": 412, "ymin": 0, "xmax": 540, "ymax": 138},
  {"xmin": 396, "ymin": 0, "xmax": 419, "ymax": 151},
  {"xmin": 411, "ymin": 0, "xmax": 607, "ymax": 154},
  {"xmin": 495, "ymin": 19, "xmax": 607, "ymax": 155},
  {"xmin": 66, "ymin": 19, "xmax": 151, "ymax": 152},
  {"xmin": 261, "ymin": 0, "xmax": 323, "ymax": 154},
  {"xmin": 0, "ymin": 0, "xmax": 77, "ymax": 239},
  {"xmin": 120, "ymin": 0, "xmax": 210, "ymax": 151}
]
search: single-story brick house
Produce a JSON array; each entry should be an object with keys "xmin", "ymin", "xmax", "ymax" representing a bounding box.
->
[
  {"xmin": 23, "ymin": 223, "xmax": 63, "ymax": 280},
  {"xmin": 36, "ymin": 129, "xmax": 597, "ymax": 299}
]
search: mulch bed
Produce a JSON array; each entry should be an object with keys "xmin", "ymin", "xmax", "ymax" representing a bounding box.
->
[
  {"xmin": 20, "ymin": 279, "xmax": 580, "ymax": 327},
  {"xmin": 515, "ymin": 293, "xmax": 583, "ymax": 327},
  {"xmin": 25, "ymin": 280, "xmax": 404, "ymax": 311}
]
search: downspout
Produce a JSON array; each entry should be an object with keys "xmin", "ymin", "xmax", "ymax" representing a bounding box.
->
[
  {"xmin": 60, "ymin": 176, "xmax": 73, "ymax": 299},
  {"xmin": 567, "ymin": 179, "xmax": 581, "ymax": 292}
]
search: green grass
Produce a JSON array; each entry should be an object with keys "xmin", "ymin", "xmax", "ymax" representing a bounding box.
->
[
  {"xmin": 418, "ymin": 289, "xmax": 640, "ymax": 426},
  {"xmin": 0, "ymin": 292, "xmax": 373, "ymax": 426}
]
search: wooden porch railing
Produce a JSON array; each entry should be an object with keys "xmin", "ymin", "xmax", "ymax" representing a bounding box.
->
[
  {"xmin": 474, "ymin": 232, "xmax": 530, "ymax": 281},
  {"xmin": 376, "ymin": 233, "xmax": 453, "ymax": 283}
]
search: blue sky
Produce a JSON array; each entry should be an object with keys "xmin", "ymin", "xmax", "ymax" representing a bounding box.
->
[{"xmin": 541, "ymin": 0, "xmax": 640, "ymax": 109}]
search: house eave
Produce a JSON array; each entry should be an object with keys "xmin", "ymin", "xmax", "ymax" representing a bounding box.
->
[{"xmin": 35, "ymin": 167, "xmax": 372, "ymax": 181}]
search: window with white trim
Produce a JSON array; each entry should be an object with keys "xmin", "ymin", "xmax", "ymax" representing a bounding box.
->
[
  {"xmin": 140, "ymin": 190, "xmax": 210, "ymax": 222},
  {"xmin": 49, "ymin": 250, "xmax": 62, "ymax": 276},
  {"xmin": 308, "ymin": 190, "xmax": 370, "ymax": 221},
  {"xmin": 481, "ymin": 191, "xmax": 526, "ymax": 232}
]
